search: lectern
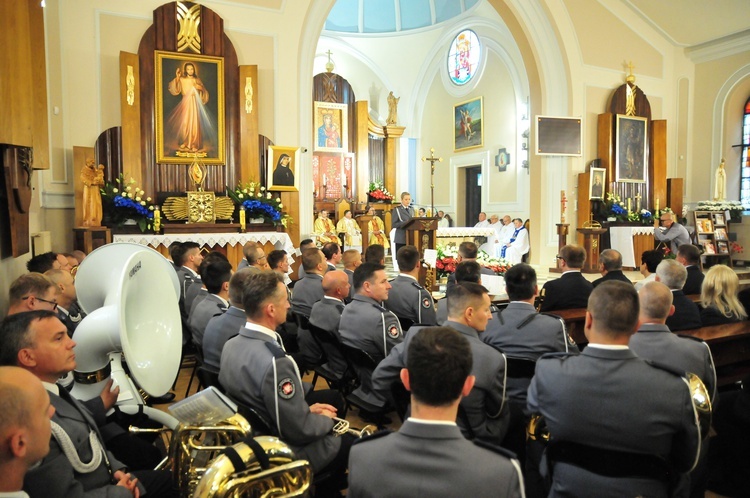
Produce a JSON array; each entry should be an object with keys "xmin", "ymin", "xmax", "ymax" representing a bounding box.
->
[
  {"xmin": 576, "ymin": 227, "xmax": 608, "ymax": 273},
  {"xmin": 402, "ymin": 217, "xmax": 439, "ymax": 286}
]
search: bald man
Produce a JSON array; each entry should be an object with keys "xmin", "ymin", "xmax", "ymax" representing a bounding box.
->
[
  {"xmin": 0, "ymin": 366, "xmax": 55, "ymax": 495},
  {"xmin": 309, "ymin": 270, "xmax": 351, "ymax": 378},
  {"xmin": 342, "ymin": 249, "xmax": 362, "ymax": 303}
]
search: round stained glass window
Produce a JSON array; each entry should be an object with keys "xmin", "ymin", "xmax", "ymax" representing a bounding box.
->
[{"xmin": 447, "ymin": 30, "xmax": 481, "ymax": 86}]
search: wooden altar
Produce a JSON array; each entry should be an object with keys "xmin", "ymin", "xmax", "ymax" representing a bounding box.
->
[
  {"xmin": 403, "ymin": 217, "xmax": 439, "ymax": 286},
  {"xmin": 577, "ymin": 227, "xmax": 608, "ymax": 273}
]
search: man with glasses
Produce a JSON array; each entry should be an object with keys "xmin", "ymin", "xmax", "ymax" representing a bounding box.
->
[
  {"xmin": 540, "ymin": 244, "xmax": 593, "ymax": 312},
  {"xmin": 654, "ymin": 211, "xmax": 690, "ymax": 254},
  {"xmin": 6, "ymin": 274, "xmax": 59, "ymax": 315}
]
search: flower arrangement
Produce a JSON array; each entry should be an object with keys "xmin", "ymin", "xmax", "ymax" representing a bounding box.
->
[
  {"xmin": 627, "ymin": 208, "xmax": 654, "ymax": 225},
  {"xmin": 435, "ymin": 244, "xmax": 511, "ymax": 278},
  {"xmin": 367, "ymin": 181, "xmax": 394, "ymax": 202},
  {"xmin": 101, "ymin": 174, "xmax": 155, "ymax": 232},
  {"xmin": 604, "ymin": 193, "xmax": 628, "ymax": 222},
  {"xmin": 226, "ymin": 181, "xmax": 292, "ymax": 228},
  {"xmin": 730, "ymin": 241, "xmax": 744, "ymax": 254},
  {"xmin": 697, "ymin": 200, "xmax": 744, "ymax": 222}
]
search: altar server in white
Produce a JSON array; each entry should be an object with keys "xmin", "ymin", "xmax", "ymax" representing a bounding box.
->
[{"xmin": 500, "ymin": 218, "xmax": 529, "ymax": 264}]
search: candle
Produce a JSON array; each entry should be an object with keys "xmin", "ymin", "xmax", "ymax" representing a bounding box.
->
[
  {"xmin": 239, "ymin": 207, "xmax": 246, "ymax": 230},
  {"xmin": 656, "ymin": 198, "xmax": 659, "ymax": 213},
  {"xmin": 627, "ymin": 198, "xmax": 631, "ymax": 212}
]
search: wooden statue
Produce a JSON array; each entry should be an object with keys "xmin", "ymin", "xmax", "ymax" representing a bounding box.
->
[
  {"xmin": 80, "ymin": 159, "xmax": 104, "ymax": 227},
  {"xmin": 387, "ymin": 91, "xmax": 400, "ymax": 125}
]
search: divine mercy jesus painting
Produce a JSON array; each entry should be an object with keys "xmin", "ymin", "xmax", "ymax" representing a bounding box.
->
[{"xmin": 155, "ymin": 51, "xmax": 225, "ymax": 164}]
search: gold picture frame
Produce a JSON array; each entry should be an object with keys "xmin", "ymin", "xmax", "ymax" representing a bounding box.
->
[
  {"xmin": 267, "ymin": 146, "xmax": 301, "ymax": 192},
  {"xmin": 155, "ymin": 51, "xmax": 225, "ymax": 164},
  {"xmin": 314, "ymin": 102, "xmax": 348, "ymax": 153}
]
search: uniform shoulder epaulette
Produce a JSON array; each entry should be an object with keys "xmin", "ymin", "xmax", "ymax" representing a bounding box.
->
[
  {"xmin": 490, "ymin": 304, "xmax": 501, "ymax": 314},
  {"xmin": 516, "ymin": 313, "xmax": 539, "ymax": 329},
  {"xmin": 538, "ymin": 351, "xmax": 575, "ymax": 360},
  {"xmin": 643, "ymin": 358, "xmax": 687, "ymax": 377},
  {"xmin": 371, "ymin": 302, "xmax": 388, "ymax": 312},
  {"xmin": 473, "ymin": 439, "xmax": 518, "ymax": 460},
  {"xmin": 410, "ymin": 281, "xmax": 425, "ymax": 290},
  {"xmin": 539, "ymin": 312, "xmax": 564, "ymax": 321},
  {"xmin": 676, "ymin": 334, "xmax": 708, "ymax": 344},
  {"xmin": 264, "ymin": 341, "xmax": 286, "ymax": 359},
  {"xmin": 352, "ymin": 429, "xmax": 392, "ymax": 446}
]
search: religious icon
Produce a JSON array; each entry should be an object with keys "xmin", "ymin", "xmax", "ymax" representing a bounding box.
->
[
  {"xmin": 615, "ymin": 114, "xmax": 647, "ymax": 183},
  {"xmin": 268, "ymin": 146, "xmax": 301, "ymax": 192},
  {"xmin": 454, "ymin": 97, "xmax": 483, "ymax": 152},
  {"xmin": 314, "ymin": 102, "xmax": 348, "ymax": 153},
  {"xmin": 589, "ymin": 168, "xmax": 606, "ymax": 200}
]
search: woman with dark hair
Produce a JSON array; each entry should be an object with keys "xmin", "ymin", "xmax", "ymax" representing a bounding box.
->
[{"xmin": 272, "ymin": 154, "xmax": 294, "ymax": 186}]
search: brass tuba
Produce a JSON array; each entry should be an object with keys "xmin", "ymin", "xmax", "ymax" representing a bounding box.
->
[
  {"xmin": 331, "ymin": 417, "xmax": 377, "ymax": 438},
  {"xmin": 687, "ymin": 372, "xmax": 712, "ymax": 439},
  {"xmin": 193, "ymin": 435, "xmax": 312, "ymax": 498}
]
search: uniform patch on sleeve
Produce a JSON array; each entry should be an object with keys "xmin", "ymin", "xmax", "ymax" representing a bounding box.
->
[
  {"xmin": 387, "ymin": 324, "xmax": 401, "ymax": 339},
  {"xmin": 277, "ymin": 378, "xmax": 296, "ymax": 399},
  {"xmin": 422, "ymin": 297, "xmax": 432, "ymax": 309}
]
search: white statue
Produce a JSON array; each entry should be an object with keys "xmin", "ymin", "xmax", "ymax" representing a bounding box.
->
[{"xmin": 714, "ymin": 158, "xmax": 726, "ymax": 201}]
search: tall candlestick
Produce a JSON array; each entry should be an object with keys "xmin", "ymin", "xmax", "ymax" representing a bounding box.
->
[
  {"xmin": 239, "ymin": 207, "xmax": 246, "ymax": 231},
  {"xmin": 627, "ymin": 198, "xmax": 631, "ymax": 213},
  {"xmin": 655, "ymin": 198, "xmax": 660, "ymax": 214}
]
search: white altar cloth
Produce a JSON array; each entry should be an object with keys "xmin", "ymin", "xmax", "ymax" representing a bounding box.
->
[{"xmin": 609, "ymin": 226, "xmax": 654, "ymax": 268}]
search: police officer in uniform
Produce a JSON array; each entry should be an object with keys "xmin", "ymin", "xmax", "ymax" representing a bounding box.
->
[
  {"xmin": 373, "ymin": 282, "xmax": 509, "ymax": 446},
  {"xmin": 188, "ymin": 259, "xmax": 231, "ymax": 346},
  {"xmin": 349, "ymin": 327, "xmax": 524, "ymax": 498},
  {"xmin": 438, "ymin": 261, "xmax": 499, "ymax": 325},
  {"xmin": 309, "ymin": 270, "xmax": 351, "ymax": 379},
  {"xmin": 390, "ymin": 192, "xmax": 414, "ymax": 256},
  {"xmin": 385, "ymin": 245, "xmax": 437, "ymax": 327},
  {"xmin": 528, "ymin": 281, "xmax": 702, "ymax": 497},
  {"xmin": 220, "ymin": 271, "xmax": 351, "ymax": 494},
  {"xmin": 291, "ymin": 247, "xmax": 326, "ymax": 317}
]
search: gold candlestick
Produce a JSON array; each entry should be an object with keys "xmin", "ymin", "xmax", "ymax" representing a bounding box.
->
[{"xmin": 239, "ymin": 207, "xmax": 246, "ymax": 231}]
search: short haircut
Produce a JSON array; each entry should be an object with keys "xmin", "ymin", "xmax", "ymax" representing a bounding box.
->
[
  {"xmin": 322, "ymin": 242, "xmax": 341, "ymax": 261},
  {"xmin": 458, "ymin": 241, "xmax": 478, "ymax": 259},
  {"xmin": 0, "ymin": 368, "xmax": 32, "ymax": 436},
  {"xmin": 198, "ymin": 252, "xmax": 229, "ymax": 281},
  {"xmin": 302, "ymin": 247, "xmax": 324, "ymax": 271},
  {"xmin": 180, "ymin": 242, "xmax": 200, "ymax": 265},
  {"xmin": 638, "ymin": 281, "xmax": 673, "ymax": 321},
  {"xmin": 655, "ymin": 259, "xmax": 687, "ymax": 290},
  {"xmin": 588, "ymin": 281, "xmax": 639, "ymax": 337},
  {"xmin": 202, "ymin": 260, "xmax": 233, "ymax": 294},
  {"xmin": 228, "ymin": 268, "xmax": 256, "ymax": 306},
  {"xmin": 299, "ymin": 239, "xmax": 315, "ymax": 250},
  {"xmin": 407, "ymin": 327, "xmax": 472, "ymax": 406},
  {"xmin": 400, "ymin": 191, "xmax": 410, "ymax": 200},
  {"xmin": 0, "ymin": 310, "xmax": 58, "ymax": 367},
  {"xmin": 242, "ymin": 242, "xmax": 261, "ymax": 265},
  {"xmin": 641, "ymin": 250, "xmax": 664, "ymax": 273},
  {"xmin": 342, "ymin": 249, "xmax": 361, "ymax": 268},
  {"xmin": 396, "ymin": 245, "xmax": 420, "ymax": 272},
  {"xmin": 600, "ymin": 249, "xmax": 622, "ymax": 271},
  {"xmin": 267, "ymin": 250, "xmax": 287, "ymax": 270},
  {"xmin": 365, "ymin": 244, "xmax": 385, "ymax": 264},
  {"xmin": 513, "ymin": 218, "xmax": 523, "ymax": 224},
  {"xmin": 504, "ymin": 263, "xmax": 537, "ymax": 301},
  {"xmin": 446, "ymin": 282, "xmax": 488, "ymax": 318},
  {"xmin": 353, "ymin": 262, "xmax": 385, "ymax": 291},
  {"xmin": 559, "ymin": 245, "xmax": 586, "ymax": 269},
  {"xmin": 242, "ymin": 271, "xmax": 285, "ymax": 319},
  {"xmin": 26, "ymin": 252, "xmax": 58, "ymax": 274},
  {"xmin": 677, "ymin": 244, "xmax": 701, "ymax": 266},
  {"xmin": 169, "ymin": 242, "xmax": 185, "ymax": 265},
  {"xmin": 9, "ymin": 274, "xmax": 55, "ymax": 305},
  {"xmin": 454, "ymin": 261, "xmax": 481, "ymax": 284}
]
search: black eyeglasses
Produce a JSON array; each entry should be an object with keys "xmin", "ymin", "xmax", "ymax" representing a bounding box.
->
[
  {"xmin": 556, "ymin": 256, "xmax": 565, "ymax": 261},
  {"xmin": 22, "ymin": 295, "xmax": 58, "ymax": 311}
]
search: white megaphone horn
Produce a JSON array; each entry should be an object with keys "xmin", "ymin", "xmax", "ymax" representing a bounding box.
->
[{"xmin": 71, "ymin": 243, "xmax": 181, "ymax": 412}]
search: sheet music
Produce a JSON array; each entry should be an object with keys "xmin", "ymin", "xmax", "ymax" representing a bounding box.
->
[
  {"xmin": 481, "ymin": 274, "xmax": 505, "ymax": 296},
  {"xmin": 168, "ymin": 386, "xmax": 237, "ymax": 425}
]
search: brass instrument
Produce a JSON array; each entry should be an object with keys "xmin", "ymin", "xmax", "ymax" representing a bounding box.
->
[
  {"xmin": 687, "ymin": 372, "xmax": 712, "ymax": 439},
  {"xmin": 193, "ymin": 436, "xmax": 312, "ymax": 498},
  {"xmin": 526, "ymin": 414, "xmax": 550, "ymax": 443},
  {"xmin": 332, "ymin": 417, "xmax": 377, "ymax": 438},
  {"xmin": 164, "ymin": 413, "xmax": 253, "ymax": 498}
]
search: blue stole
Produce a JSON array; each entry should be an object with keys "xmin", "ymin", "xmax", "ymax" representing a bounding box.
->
[{"xmin": 501, "ymin": 227, "xmax": 523, "ymax": 258}]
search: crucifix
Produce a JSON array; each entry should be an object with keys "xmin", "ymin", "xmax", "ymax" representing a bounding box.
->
[
  {"xmin": 560, "ymin": 190, "xmax": 567, "ymax": 223},
  {"xmin": 634, "ymin": 192, "xmax": 642, "ymax": 212},
  {"xmin": 421, "ymin": 147, "xmax": 442, "ymax": 215}
]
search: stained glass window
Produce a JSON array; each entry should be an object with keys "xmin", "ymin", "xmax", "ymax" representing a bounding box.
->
[
  {"xmin": 447, "ymin": 30, "xmax": 480, "ymax": 86},
  {"xmin": 741, "ymin": 97, "xmax": 750, "ymax": 208}
]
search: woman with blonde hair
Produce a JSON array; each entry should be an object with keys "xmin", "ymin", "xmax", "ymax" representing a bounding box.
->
[{"xmin": 699, "ymin": 264, "xmax": 747, "ymax": 326}]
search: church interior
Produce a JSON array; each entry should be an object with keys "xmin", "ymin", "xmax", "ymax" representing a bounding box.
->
[{"xmin": 2, "ymin": 0, "xmax": 750, "ymax": 496}]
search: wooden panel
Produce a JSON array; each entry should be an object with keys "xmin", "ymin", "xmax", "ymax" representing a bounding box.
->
[
  {"xmin": 223, "ymin": 35, "xmax": 240, "ymax": 187},
  {"xmin": 355, "ymin": 101, "xmax": 370, "ymax": 201},
  {"xmin": 239, "ymin": 65, "xmax": 260, "ymax": 184},
  {"xmin": 153, "ymin": 2, "xmax": 177, "ymax": 52},
  {"xmin": 201, "ymin": 5, "xmax": 224, "ymax": 56},
  {"xmin": 667, "ymin": 177, "xmax": 684, "ymax": 219},
  {"xmin": 72, "ymin": 147, "xmax": 95, "ymax": 227},
  {"xmin": 632, "ymin": 233, "xmax": 655, "ymax": 270},
  {"xmin": 576, "ymin": 172, "xmax": 590, "ymax": 246},
  {"xmin": 280, "ymin": 191, "xmax": 300, "ymax": 274},
  {"xmin": 95, "ymin": 127, "xmax": 122, "ymax": 182},
  {"xmin": 597, "ymin": 113, "xmax": 614, "ymax": 187},
  {"xmin": 650, "ymin": 120, "xmax": 667, "ymax": 212},
  {"xmin": 138, "ymin": 25, "xmax": 156, "ymax": 194},
  {"xmin": 120, "ymin": 52, "xmax": 142, "ymax": 189},
  {"xmin": 28, "ymin": 0, "xmax": 49, "ymax": 170},
  {"xmin": 608, "ymin": 84, "xmax": 652, "ymax": 121}
]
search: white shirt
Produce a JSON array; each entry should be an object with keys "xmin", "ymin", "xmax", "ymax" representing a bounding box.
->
[
  {"xmin": 474, "ymin": 220, "xmax": 490, "ymax": 228},
  {"xmin": 586, "ymin": 343, "xmax": 630, "ymax": 351},
  {"xmin": 408, "ymin": 417, "xmax": 457, "ymax": 427}
]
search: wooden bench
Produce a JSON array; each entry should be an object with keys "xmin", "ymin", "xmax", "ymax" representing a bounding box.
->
[{"xmin": 550, "ymin": 308, "xmax": 750, "ymax": 387}]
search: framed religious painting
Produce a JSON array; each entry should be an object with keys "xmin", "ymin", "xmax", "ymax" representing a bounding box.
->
[
  {"xmin": 454, "ymin": 97, "xmax": 483, "ymax": 152},
  {"xmin": 615, "ymin": 114, "xmax": 648, "ymax": 183},
  {"xmin": 314, "ymin": 102, "xmax": 348, "ymax": 153},
  {"xmin": 267, "ymin": 146, "xmax": 301, "ymax": 192},
  {"xmin": 154, "ymin": 51, "xmax": 225, "ymax": 164},
  {"xmin": 589, "ymin": 167, "xmax": 606, "ymax": 200}
]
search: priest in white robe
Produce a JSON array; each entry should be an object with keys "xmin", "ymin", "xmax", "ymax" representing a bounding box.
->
[{"xmin": 500, "ymin": 218, "xmax": 529, "ymax": 264}]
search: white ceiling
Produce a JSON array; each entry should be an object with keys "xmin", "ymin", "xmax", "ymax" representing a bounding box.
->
[{"xmin": 623, "ymin": 0, "xmax": 750, "ymax": 47}]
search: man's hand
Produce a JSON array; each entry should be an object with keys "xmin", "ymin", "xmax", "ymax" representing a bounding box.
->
[
  {"xmin": 175, "ymin": 67, "xmax": 181, "ymax": 78},
  {"xmin": 309, "ymin": 403, "xmax": 337, "ymax": 418},
  {"xmin": 113, "ymin": 470, "xmax": 139, "ymax": 498},
  {"xmin": 99, "ymin": 379, "xmax": 120, "ymax": 411}
]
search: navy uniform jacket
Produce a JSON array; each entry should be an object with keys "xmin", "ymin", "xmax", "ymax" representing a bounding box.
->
[
  {"xmin": 528, "ymin": 346, "xmax": 701, "ymax": 497},
  {"xmin": 203, "ymin": 306, "xmax": 246, "ymax": 371},
  {"xmin": 309, "ymin": 297, "xmax": 348, "ymax": 378},
  {"xmin": 666, "ymin": 290, "xmax": 702, "ymax": 332},
  {"xmin": 390, "ymin": 204, "xmax": 414, "ymax": 244},
  {"xmin": 348, "ymin": 420, "xmax": 524, "ymax": 498},
  {"xmin": 592, "ymin": 270, "xmax": 632, "ymax": 288},
  {"xmin": 372, "ymin": 322, "xmax": 509, "ymax": 445},
  {"xmin": 540, "ymin": 271, "xmax": 593, "ymax": 312},
  {"xmin": 385, "ymin": 274, "xmax": 437, "ymax": 325},
  {"xmin": 291, "ymin": 273, "xmax": 324, "ymax": 317},
  {"xmin": 683, "ymin": 265, "xmax": 704, "ymax": 296},
  {"xmin": 629, "ymin": 323, "xmax": 717, "ymax": 403},
  {"xmin": 25, "ymin": 389, "xmax": 132, "ymax": 498},
  {"xmin": 188, "ymin": 293, "xmax": 228, "ymax": 346},
  {"xmin": 482, "ymin": 302, "xmax": 578, "ymax": 408},
  {"xmin": 219, "ymin": 325, "xmax": 340, "ymax": 472}
]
